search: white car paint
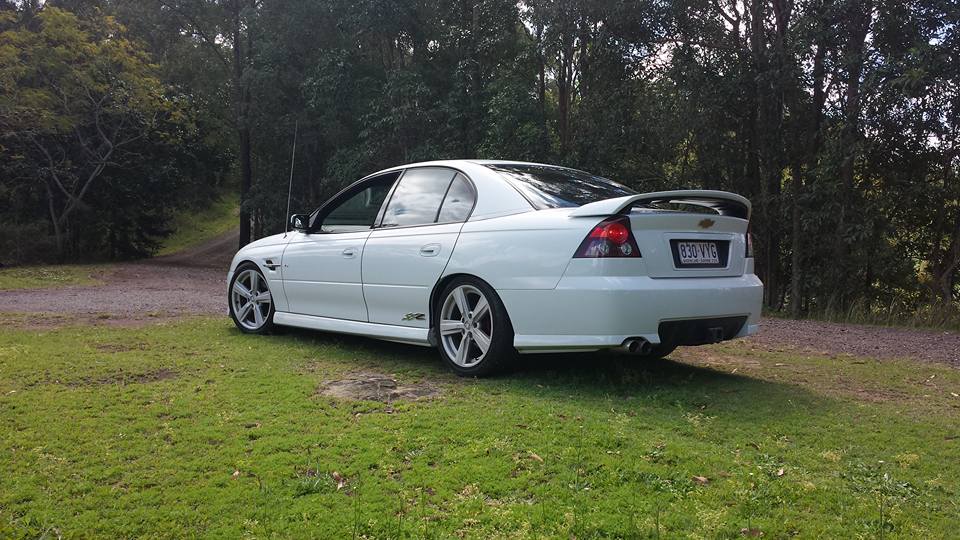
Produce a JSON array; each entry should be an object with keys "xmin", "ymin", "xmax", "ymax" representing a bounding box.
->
[
  {"xmin": 228, "ymin": 159, "xmax": 763, "ymax": 353},
  {"xmin": 362, "ymin": 222, "xmax": 462, "ymax": 327}
]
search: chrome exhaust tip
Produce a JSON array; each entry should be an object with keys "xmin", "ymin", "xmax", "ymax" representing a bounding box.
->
[{"xmin": 622, "ymin": 338, "xmax": 652, "ymax": 355}]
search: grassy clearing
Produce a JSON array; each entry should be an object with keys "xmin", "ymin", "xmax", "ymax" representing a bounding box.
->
[
  {"xmin": 156, "ymin": 195, "xmax": 238, "ymax": 256},
  {"xmin": 0, "ymin": 319, "xmax": 958, "ymax": 538},
  {"xmin": 0, "ymin": 265, "xmax": 104, "ymax": 291}
]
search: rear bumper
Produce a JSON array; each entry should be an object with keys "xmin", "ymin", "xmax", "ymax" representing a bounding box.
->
[{"xmin": 498, "ymin": 274, "xmax": 763, "ymax": 352}]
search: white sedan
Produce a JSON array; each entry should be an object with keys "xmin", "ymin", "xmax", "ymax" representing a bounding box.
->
[{"xmin": 227, "ymin": 160, "xmax": 763, "ymax": 376}]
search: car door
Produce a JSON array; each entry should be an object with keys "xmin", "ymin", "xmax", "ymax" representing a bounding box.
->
[
  {"xmin": 281, "ymin": 172, "xmax": 398, "ymax": 320},
  {"xmin": 362, "ymin": 168, "xmax": 476, "ymax": 328}
]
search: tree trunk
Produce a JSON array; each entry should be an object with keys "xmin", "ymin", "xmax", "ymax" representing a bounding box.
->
[
  {"xmin": 789, "ymin": 161, "xmax": 803, "ymax": 316},
  {"xmin": 238, "ymin": 125, "xmax": 252, "ymax": 246},
  {"xmin": 536, "ymin": 23, "xmax": 548, "ymax": 152},
  {"xmin": 233, "ymin": 1, "xmax": 253, "ymax": 248},
  {"xmin": 833, "ymin": 0, "xmax": 873, "ymax": 306},
  {"xmin": 44, "ymin": 180, "xmax": 64, "ymax": 261}
]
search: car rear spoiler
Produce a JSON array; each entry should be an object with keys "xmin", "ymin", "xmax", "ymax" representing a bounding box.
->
[{"xmin": 568, "ymin": 190, "xmax": 751, "ymax": 220}]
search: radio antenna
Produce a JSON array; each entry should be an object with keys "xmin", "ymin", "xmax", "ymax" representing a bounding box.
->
[{"xmin": 284, "ymin": 119, "xmax": 299, "ymax": 235}]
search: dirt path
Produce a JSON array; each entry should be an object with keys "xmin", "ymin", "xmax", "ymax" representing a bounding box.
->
[
  {"xmin": 745, "ymin": 317, "xmax": 960, "ymax": 367},
  {"xmin": 0, "ymin": 229, "xmax": 236, "ymax": 325},
  {"xmin": 2, "ymin": 232, "xmax": 958, "ymax": 367},
  {"xmin": 153, "ymin": 227, "xmax": 240, "ymax": 268}
]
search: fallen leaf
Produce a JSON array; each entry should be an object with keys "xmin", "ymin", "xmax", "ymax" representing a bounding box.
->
[
  {"xmin": 331, "ymin": 471, "xmax": 346, "ymax": 490},
  {"xmin": 529, "ymin": 452, "xmax": 544, "ymax": 463},
  {"xmin": 951, "ymin": 392, "xmax": 958, "ymax": 398},
  {"xmin": 740, "ymin": 527, "xmax": 763, "ymax": 537},
  {"xmin": 692, "ymin": 475, "xmax": 710, "ymax": 485},
  {"xmin": 231, "ymin": 470, "xmax": 241, "ymax": 479},
  {"xmin": 776, "ymin": 468, "xmax": 785, "ymax": 477}
]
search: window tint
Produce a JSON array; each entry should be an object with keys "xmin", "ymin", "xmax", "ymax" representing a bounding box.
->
[
  {"xmin": 436, "ymin": 173, "xmax": 475, "ymax": 222},
  {"xmin": 485, "ymin": 163, "xmax": 635, "ymax": 209},
  {"xmin": 318, "ymin": 175, "xmax": 395, "ymax": 233},
  {"xmin": 380, "ymin": 168, "xmax": 456, "ymax": 227}
]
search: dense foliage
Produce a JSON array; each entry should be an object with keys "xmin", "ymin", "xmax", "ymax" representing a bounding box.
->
[{"xmin": 1, "ymin": 0, "xmax": 958, "ymax": 316}]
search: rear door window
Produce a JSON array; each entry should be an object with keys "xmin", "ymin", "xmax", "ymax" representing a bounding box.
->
[
  {"xmin": 436, "ymin": 173, "xmax": 475, "ymax": 223},
  {"xmin": 380, "ymin": 167, "xmax": 457, "ymax": 227}
]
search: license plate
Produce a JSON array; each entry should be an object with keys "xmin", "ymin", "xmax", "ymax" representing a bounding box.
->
[{"xmin": 676, "ymin": 241, "xmax": 720, "ymax": 265}]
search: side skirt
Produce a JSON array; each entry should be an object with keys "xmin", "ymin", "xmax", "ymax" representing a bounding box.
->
[{"xmin": 273, "ymin": 312, "xmax": 432, "ymax": 347}]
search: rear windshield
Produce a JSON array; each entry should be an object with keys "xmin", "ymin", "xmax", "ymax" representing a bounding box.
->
[{"xmin": 485, "ymin": 163, "xmax": 635, "ymax": 209}]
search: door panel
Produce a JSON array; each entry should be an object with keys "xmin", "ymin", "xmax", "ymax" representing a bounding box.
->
[
  {"xmin": 362, "ymin": 223, "xmax": 462, "ymax": 327},
  {"xmin": 281, "ymin": 230, "xmax": 370, "ymax": 320}
]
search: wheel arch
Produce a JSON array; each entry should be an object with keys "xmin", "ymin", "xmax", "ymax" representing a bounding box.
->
[
  {"xmin": 427, "ymin": 272, "xmax": 512, "ymax": 346},
  {"xmin": 229, "ymin": 259, "xmax": 262, "ymax": 284}
]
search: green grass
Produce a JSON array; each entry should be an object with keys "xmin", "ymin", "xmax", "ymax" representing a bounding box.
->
[
  {"xmin": 1, "ymin": 319, "xmax": 958, "ymax": 538},
  {"xmin": 156, "ymin": 195, "xmax": 238, "ymax": 256},
  {"xmin": 0, "ymin": 265, "xmax": 104, "ymax": 290}
]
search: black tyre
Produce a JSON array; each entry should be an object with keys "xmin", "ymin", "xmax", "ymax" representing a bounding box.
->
[
  {"xmin": 434, "ymin": 276, "xmax": 515, "ymax": 377},
  {"xmin": 228, "ymin": 262, "xmax": 275, "ymax": 334}
]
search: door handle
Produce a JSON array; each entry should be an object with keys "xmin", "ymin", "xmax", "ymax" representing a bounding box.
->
[
  {"xmin": 419, "ymin": 243, "xmax": 441, "ymax": 257},
  {"xmin": 342, "ymin": 247, "xmax": 358, "ymax": 259}
]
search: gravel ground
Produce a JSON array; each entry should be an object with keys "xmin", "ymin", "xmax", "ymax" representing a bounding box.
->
[
  {"xmin": 1, "ymin": 230, "xmax": 234, "ymax": 324},
  {"xmin": 1, "ymin": 262, "xmax": 226, "ymax": 322},
  {"xmin": 2, "ymin": 229, "xmax": 958, "ymax": 368},
  {"xmin": 746, "ymin": 316, "xmax": 960, "ymax": 367}
]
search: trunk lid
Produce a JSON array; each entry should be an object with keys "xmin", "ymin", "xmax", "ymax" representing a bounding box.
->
[{"xmin": 570, "ymin": 190, "xmax": 751, "ymax": 278}]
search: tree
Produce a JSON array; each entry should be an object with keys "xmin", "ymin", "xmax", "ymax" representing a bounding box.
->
[
  {"xmin": 0, "ymin": 7, "xmax": 178, "ymax": 258},
  {"xmin": 155, "ymin": 0, "xmax": 258, "ymax": 248}
]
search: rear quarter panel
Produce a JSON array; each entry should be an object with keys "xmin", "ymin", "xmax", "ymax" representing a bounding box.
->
[{"xmin": 444, "ymin": 209, "xmax": 593, "ymax": 290}]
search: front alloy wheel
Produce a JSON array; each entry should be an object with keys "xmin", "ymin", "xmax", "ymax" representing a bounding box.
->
[
  {"xmin": 436, "ymin": 278, "xmax": 513, "ymax": 376},
  {"xmin": 229, "ymin": 264, "xmax": 274, "ymax": 334}
]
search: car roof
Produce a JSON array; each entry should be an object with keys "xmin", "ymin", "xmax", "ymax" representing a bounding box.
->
[{"xmin": 371, "ymin": 159, "xmax": 552, "ymax": 171}]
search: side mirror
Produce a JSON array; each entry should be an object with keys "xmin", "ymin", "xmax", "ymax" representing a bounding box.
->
[{"xmin": 289, "ymin": 214, "xmax": 309, "ymax": 232}]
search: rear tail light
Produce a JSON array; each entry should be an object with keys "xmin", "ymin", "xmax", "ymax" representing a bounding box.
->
[
  {"xmin": 745, "ymin": 225, "xmax": 754, "ymax": 258},
  {"xmin": 573, "ymin": 216, "xmax": 641, "ymax": 258}
]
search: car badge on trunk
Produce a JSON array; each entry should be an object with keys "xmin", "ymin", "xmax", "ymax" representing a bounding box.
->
[{"xmin": 698, "ymin": 218, "xmax": 716, "ymax": 229}]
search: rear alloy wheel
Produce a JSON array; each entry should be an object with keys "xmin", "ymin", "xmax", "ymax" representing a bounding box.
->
[
  {"xmin": 229, "ymin": 263, "xmax": 275, "ymax": 334},
  {"xmin": 436, "ymin": 278, "xmax": 514, "ymax": 376}
]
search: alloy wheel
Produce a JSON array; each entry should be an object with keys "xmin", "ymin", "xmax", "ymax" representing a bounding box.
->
[
  {"xmin": 439, "ymin": 284, "xmax": 493, "ymax": 368},
  {"xmin": 231, "ymin": 268, "xmax": 272, "ymax": 331}
]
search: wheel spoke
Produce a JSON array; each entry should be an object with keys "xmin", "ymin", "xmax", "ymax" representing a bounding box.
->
[
  {"xmin": 254, "ymin": 291, "xmax": 272, "ymax": 303},
  {"xmin": 440, "ymin": 319, "xmax": 465, "ymax": 336},
  {"xmin": 237, "ymin": 301, "xmax": 253, "ymax": 322},
  {"xmin": 233, "ymin": 281, "xmax": 252, "ymax": 300},
  {"xmin": 455, "ymin": 333, "xmax": 471, "ymax": 365},
  {"xmin": 249, "ymin": 272, "xmax": 259, "ymax": 293},
  {"xmin": 253, "ymin": 303, "xmax": 264, "ymax": 326},
  {"xmin": 473, "ymin": 296, "xmax": 489, "ymax": 320},
  {"xmin": 472, "ymin": 329, "xmax": 491, "ymax": 353},
  {"xmin": 452, "ymin": 287, "xmax": 469, "ymax": 316}
]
